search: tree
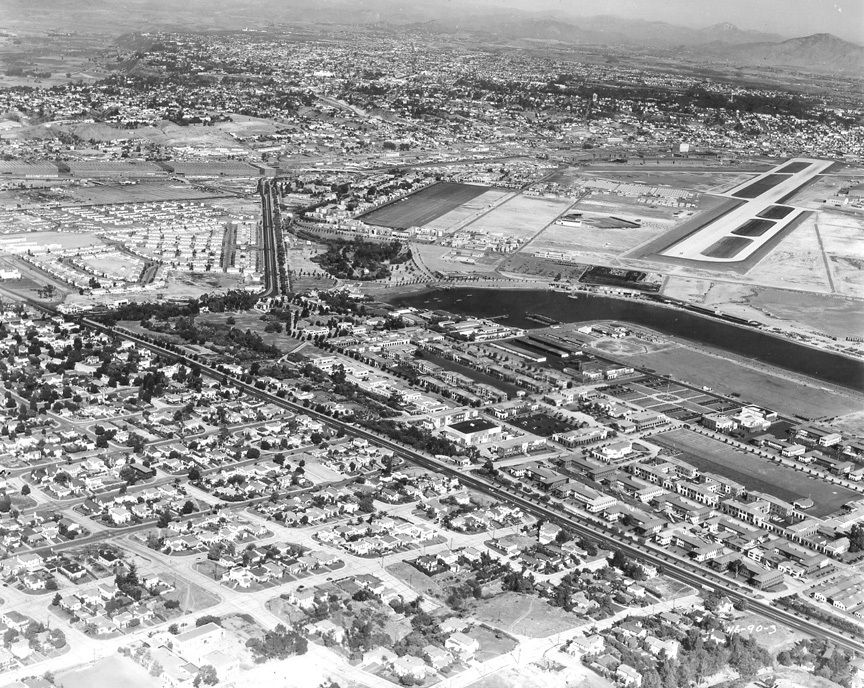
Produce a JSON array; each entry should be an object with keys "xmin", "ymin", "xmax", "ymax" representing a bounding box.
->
[
  {"xmin": 187, "ymin": 466, "xmax": 202, "ymax": 482},
  {"xmin": 20, "ymin": 484, "xmax": 30, "ymax": 496},
  {"xmin": 182, "ymin": 500, "xmax": 195, "ymax": 515},
  {"xmin": 246, "ymin": 624, "xmax": 308, "ymax": 662},
  {"xmin": 164, "ymin": 599, "xmax": 181, "ymax": 610},
  {"xmin": 157, "ymin": 510, "xmax": 172, "ymax": 528},
  {"xmin": 193, "ymin": 665, "xmax": 218, "ymax": 687},
  {"xmin": 0, "ymin": 494, "xmax": 11, "ymax": 513},
  {"xmin": 196, "ymin": 615, "xmax": 222, "ymax": 627},
  {"xmin": 52, "ymin": 593, "xmax": 62, "ymax": 607},
  {"xmin": 168, "ymin": 623, "xmax": 180, "ymax": 635}
]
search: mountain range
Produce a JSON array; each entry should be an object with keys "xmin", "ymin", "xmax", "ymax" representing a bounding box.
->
[{"xmin": 1, "ymin": 0, "xmax": 862, "ymax": 74}]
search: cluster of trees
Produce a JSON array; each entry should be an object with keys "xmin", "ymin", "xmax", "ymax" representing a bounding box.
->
[
  {"xmin": 848, "ymin": 523, "xmax": 864, "ymax": 553},
  {"xmin": 343, "ymin": 612, "xmax": 391, "ymax": 657},
  {"xmin": 358, "ymin": 417, "xmax": 461, "ymax": 457},
  {"xmin": 502, "ymin": 568, "xmax": 535, "ymax": 594},
  {"xmin": 776, "ymin": 595, "xmax": 862, "ymax": 636},
  {"xmin": 115, "ymin": 563, "xmax": 145, "ymax": 601},
  {"xmin": 778, "ymin": 638, "xmax": 854, "ymax": 686},
  {"xmin": 246, "ymin": 623, "xmax": 308, "ymax": 662},
  {"xmin": 313, "ymin": 239, "xmax": 411, "ymax": 281},
  {"xmin": 3, "ymin": 620, "xmax": 65, "ymax": 652},
  {"xmin": 392, "ymin": 609, "xmax": 445, "ymax": 658},
  {"xmin": 610, "ymin": 551, "xmax": 648, "ymax": 582},
  {"xmin": 610, "ymin": 629, "xmax": 771, "ymax": 688}
]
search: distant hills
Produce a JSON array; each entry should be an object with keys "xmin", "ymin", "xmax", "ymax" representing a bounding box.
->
[
  {"xmin": 0, "ymin": 0, "xmax": 861, "ymax": 75},
  {"xmin": 451, "ymin": 14, "xmax": 785, "ymax": 48},
  {"xmin": 428, "ymin": 12, "xmax": 863, "ymax": 74},
  {"xmin": 703, "ymin": 33, "xmax": 864, "ymax": 73}
]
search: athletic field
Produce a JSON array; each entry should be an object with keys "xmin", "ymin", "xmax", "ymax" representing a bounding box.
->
[
  {"xmin": 654, "ymin": 429, "xmax": 857, "ymax": 517},
  {"xmin": 361, "ymin": 182, "xmax": 489, "ymax": 229}
]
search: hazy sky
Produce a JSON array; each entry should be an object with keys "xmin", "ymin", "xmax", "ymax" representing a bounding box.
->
[{"xmin": 470, "ymin": 0, "xmax": 864, "ymax": 43}]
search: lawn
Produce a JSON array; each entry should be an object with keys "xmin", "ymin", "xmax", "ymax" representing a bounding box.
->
[
  {"xmin": 508, "ymin": 413, "xmax": 575, "ymax": 437},
  {"xmin": 361, "ymin": 182, "xmax": 489, "ymax": 229},
  {"xmin": 654, "ymin": 429, "xmax": 858, "ymax": 517}
]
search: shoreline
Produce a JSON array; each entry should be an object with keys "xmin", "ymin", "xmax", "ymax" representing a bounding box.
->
[
  {"xmin": 386, "ymin": 284, "xmax": 864, "ymax": 394},
  {"xmin": 378, "ymin": 280, "xmax": 864, "ymax": 366}
]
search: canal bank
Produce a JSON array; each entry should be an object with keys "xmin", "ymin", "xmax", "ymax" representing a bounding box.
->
[{"xmin": 390, "ymin": 288, "xmax": 864, "ymax": 394}]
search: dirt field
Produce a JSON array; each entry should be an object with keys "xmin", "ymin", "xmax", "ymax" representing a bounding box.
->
[
  {"xmin": 728, "ymin": 612, "xmax": 806, "ymax": 653},
  {"xmin": 59, "ymin": 181, "xmax": 226, "ymax": 206},
  {"xmin": 745, "ymin": 214, "xmax": 832, "ymax": 293},
  {"xmin": 0, "ymin": 230, "xmax": 102, "ymax": 250},
  {"xmin": 385, "ymin": 561, "xmax": 448, "ymax": 600},
  {"xmin": 465, "ymin": 195, "xmax": 573, "ymax": 243},
  {"xmin": 526, "ymin": 212, "xmax": 663, "ymax": 262},
  {"xmin": 660, "ymin": 278, "xmax": 864, "ymax": 339},
  {"xmin": 816, "ymin": 211, "xmax": 864, "ymax": 298},
  {"xmin": 769, "ymin": 667, "xmax": 848, "ymax": 688},
  {"xmin": 831, "ymin": 410, "xmax": 864, "ymax": 437},
  {"xmin": 591, "ymin": 337, "xmax": 669, "ymax": 355},
  {"xmin": 469, "ymin": 662, "xmax": 614, "ymax": 688},
  {"xmin": 624, "ymin": 344, "xmax": 863, "ymax": 418},
  {"xmin": 58, "ymin": 655, "xmax": 156, "ymax": 688},
  {"xmin": 654, "ymin": 429, "xmax": 858, "ymax": 517},
  {"xmin": 472, "ymin": 592, "xmax": 587, "ymax": 638},
  {"xmin": 569, "ymin": 169, "xmax": 755, "ymax": 194},
  {"xmin": 413, "ymin": 243, "xmax": 503, "ymax": 275},
  {"xmin": 423, "ymin": 188, "xmax": 513, "ymax": 233}
]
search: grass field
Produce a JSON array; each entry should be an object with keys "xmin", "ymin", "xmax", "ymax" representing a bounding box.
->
[
  {"xmin": 758, "ymin": 205, "xmax": 795, "ymax": 220},
  {"xmin": 361, "ymin": 182, "xmax": 489, "ymax": 229},
  {"xmin": 385, "ymin": 561, "xmax": 447, "ymax": 600},
  {"xmin": 470, "ymin": 624, "xmax": 518, "ymax": 661},
  {"xmin": 160, "ymin": 572, "xmax": 221, "ymax": 614},
  {"xmin": 621, "ymin": 345, "xmax": 862, "ymax": 418},
  {"xmin": 732, "ymin": 174, "xmax": 790, "ymax": 199},
  {"xmin": 701, "ymin": 235, "xmax": 752, "ymax": 258},
  {"xmin": 472, "ymin": 592, "xmax": 586, "ymax": 638},
  {"xmin": 654, "ymin": 429, "xmax": 857, "ymax": 516},
  {"xmin": 732, "ymin": 219, "xmax": 776, "ymax": 237}
]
